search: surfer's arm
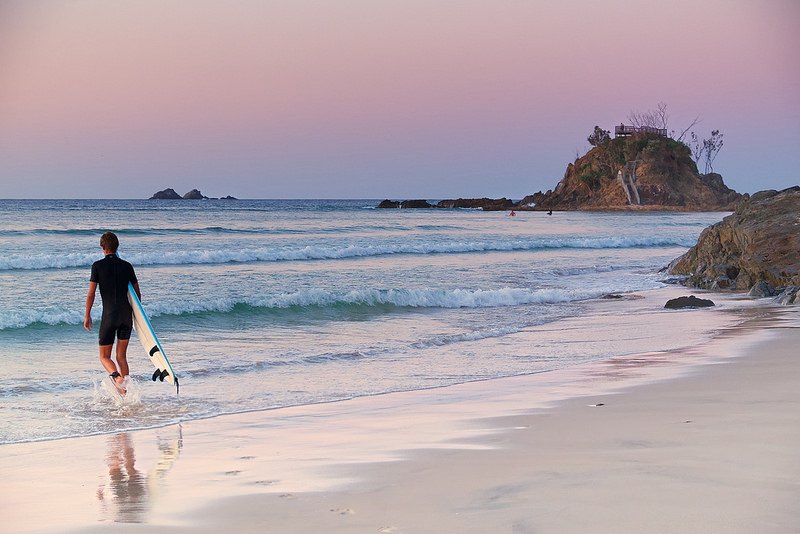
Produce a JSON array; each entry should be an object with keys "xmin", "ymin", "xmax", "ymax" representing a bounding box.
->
[
  {"xmin": 84, "ymin": 281, "xmax": 97, "ymax": 331},
  {"xmin": 133, "ymin": 282, "xmax": 141, "ymax": 301}
]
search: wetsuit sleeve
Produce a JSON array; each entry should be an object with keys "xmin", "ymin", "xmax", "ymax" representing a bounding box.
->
[
  {"xmin": 129, "ymin": 264, "xmax": 138, "ymax": 285},
  {"xmin": 90, "ymin": 262, "xmax": 99, "ymax": 283}
]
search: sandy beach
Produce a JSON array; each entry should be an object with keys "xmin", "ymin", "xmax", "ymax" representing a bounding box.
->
[{"xmin": 0, "ymin": 303, "xmax": 797, "ymax": 533}]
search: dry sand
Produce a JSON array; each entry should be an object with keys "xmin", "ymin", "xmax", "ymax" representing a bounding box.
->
[{"xmin": 1, "ymin": 307, "xmax": 798, "ymax": 533}]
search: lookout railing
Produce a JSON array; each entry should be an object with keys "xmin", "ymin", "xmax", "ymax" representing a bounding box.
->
[{"xmin": 614, "ymin": 125, "xmax": 667, "ymax": 138}]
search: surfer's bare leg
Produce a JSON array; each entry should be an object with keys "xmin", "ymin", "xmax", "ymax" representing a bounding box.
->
[
  {"xmin": 115, "ymin": 339, "xmax": 130, "ymax": 378},
  {"xmin": 100, "ymin": 344, "xmax": 126, "ymax": 390},
  {"xmin": 99, "ymin": 344, "xmax": 118, "ymax": 376}
]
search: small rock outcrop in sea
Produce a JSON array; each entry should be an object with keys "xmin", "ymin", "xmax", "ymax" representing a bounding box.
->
[
  {"xmin": 149, "ymin": 188, "xmax": 238, "ymax": 200},
  {"xmin": 149, "ymin": 188, "xmax": 183, "ymax": 200},
  {"xmin": 436, "ymin": 197, "xmax": 515, "ymax": 210},
  {"xmin": 667, "ymin": 187, "xmax": 800, "ymax": 292},
  {"xmin": 183, "ymin": 189, "xmax": 208, "ymax": 200},
  {"xmin": 377, "ymin": 199, "xmax": 434, "ymax": 209},
  {"xmin": 664, "ymin": 295, "xmax": 715, "ymax": 309},
  {"xmin": 376, "ymin": 197, "xmax": 513, "ymax": 211}
]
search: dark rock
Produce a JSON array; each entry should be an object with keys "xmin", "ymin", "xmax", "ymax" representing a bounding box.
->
[
  {"xmin": 748, "ymin": 280, "xmax": 775, "ymax": 298},
  {"xmin": 183, "ymin": 189, "xmax": 208, "ymax": 200},
  {"xmin": 436, "ymin": 197, "xmax": 515, "ymax": 211},
  {"xmin": 664, "ymin": 295, "xmax": 715, "ymax": 309},
  {"xmin": 774, "ymin": 286, "xmax": 800, "ymax": 305},
  {"xmin": 710, "ymin": 276, "xmax": 733, "ymax": 290},
  {"xmin": 377, "ymin": 199, "xmax": 400, "ymax": 208},
  {"xmin": 750, "ymin": 190, "xmax": 779, "ymax": 202},
  {"xmin": 601, "ymin": 294, "xmax": 624, "ymax": 299},
  {"xmin": 668, "ymin": 187, "xmax": 800, "ymax": 290},
  {"xmin": 400, "ymin": 199, "xmax": 433, "ymax": 209},
  {"xmin": 149, "ymin": 188, "xmax": 182, "ymax": 200},
  {"xmin": 220, "ymin": 195, "xmax": 238, "ymax": 200}
]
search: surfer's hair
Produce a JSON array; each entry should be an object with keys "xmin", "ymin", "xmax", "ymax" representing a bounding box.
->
[{"xmin": 100, "ymin": 232, "xmax": 119, "ymax": 253}]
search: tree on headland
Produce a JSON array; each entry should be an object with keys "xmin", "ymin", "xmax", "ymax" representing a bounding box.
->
[
  {"xmin": 628, "ymin": 101, "xmax": 669, "ymax": 130},
  {"xmin": 587, "ymin": 126, "xmax": 611, "ymax": 147},
  {"xmin": 690, "ymin": 130, "xmax": 723, "ymax": 174},
  {"xmin": 628, "ymin": 102, "xmax": 701, "ymax": 144}
]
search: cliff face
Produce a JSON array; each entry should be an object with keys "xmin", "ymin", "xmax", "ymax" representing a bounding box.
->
[
  {"xmin": 667, "ymin": 187, "xmax": 800, "ymax": 290},
  {"xmin": 522, "ymin": 134, "xmax": 741, "ymax": 210}
]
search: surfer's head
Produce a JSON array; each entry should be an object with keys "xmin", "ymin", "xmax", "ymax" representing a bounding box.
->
[{"xmin": 100, "ymin": 231, "xmax": 119, "ymax": 254}]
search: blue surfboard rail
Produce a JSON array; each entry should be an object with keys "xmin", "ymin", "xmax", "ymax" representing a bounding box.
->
[{"xmin": 128, "ymin": 282, "xmax": 179, "ymax": 394}]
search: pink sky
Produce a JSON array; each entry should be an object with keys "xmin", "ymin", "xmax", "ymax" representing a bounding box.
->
[{"xmin": 0, "ymin": 0, "xmax": 798, "ymax": 198}]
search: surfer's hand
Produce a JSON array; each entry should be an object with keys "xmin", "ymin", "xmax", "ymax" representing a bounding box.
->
[{"xmin": 84, "ymin": 317, "xmax": 92, "ymax": 331}]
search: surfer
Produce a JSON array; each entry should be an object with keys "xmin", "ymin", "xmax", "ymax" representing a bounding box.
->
[{"xmin": 84, "ymin": 232, "xmax": 141, "ymax": 393}]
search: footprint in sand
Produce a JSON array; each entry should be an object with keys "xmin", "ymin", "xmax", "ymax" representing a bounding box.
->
[
  {"xmin": 224, "ymin": 470, "xmax": 241, "ymax": 476},
  {"xmin": 253, "ymin": 479, "xmax": 278, "ymax": 486},
  {"xmin": 240, "ymin": 455, "xmax": 256, "ymax": 460},
  {"xmin": 330, "ymin": 508, "xmax": 355, "ymax": 515},
  {"xmin": 279, "ymin": 493, "xmax": 296, "ymax": 499}
]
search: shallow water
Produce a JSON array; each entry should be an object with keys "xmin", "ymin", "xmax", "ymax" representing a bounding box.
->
[{"xmin": 0, "ymin": 199, "xmax": 737, "ymax": 443}]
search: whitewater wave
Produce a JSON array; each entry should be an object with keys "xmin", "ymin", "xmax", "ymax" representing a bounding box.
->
[
  {"xmin": 0, "ymin": 223, "xmax": 431, "ymax": 238},
  {"xmin": 0, "ymin": 286, "xmax": 613, "ymax": 331},
  {"xmin": 0, "ymin": 235, "xmax": 694, "ymax": 271}
]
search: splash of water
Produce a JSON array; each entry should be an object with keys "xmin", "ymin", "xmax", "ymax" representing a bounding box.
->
[{"xmin": 94, "ymin": 376, "xmax": 144, "ymax": 410}]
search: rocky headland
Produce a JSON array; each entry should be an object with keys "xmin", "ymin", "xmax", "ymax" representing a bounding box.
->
[
  {"xmin": 150, "ymin": 188, "xmax": 237, "ymax": 200},
  {"xmin": 667, "ymin": 187, "xmax": 800, "ymax": 303},
  {"xmin": 520, "ymin": 133, "xmax": 741, "ymax": 211}
]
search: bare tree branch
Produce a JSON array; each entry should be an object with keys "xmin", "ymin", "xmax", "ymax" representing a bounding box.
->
[{"xmin": 676, "ymin": 115, "xmax": 701, "ymax": 143}]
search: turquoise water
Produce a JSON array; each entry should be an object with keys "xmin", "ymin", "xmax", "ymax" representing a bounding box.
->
[{"xmin": 0, "ymin": 200, "xmax": 730, "ymax": 443}]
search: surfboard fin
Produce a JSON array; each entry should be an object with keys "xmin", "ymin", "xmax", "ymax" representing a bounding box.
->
[
  {"xmin": 159, "ymin": 369, "xmax": 169, "ymax": 382},
  {"xmin": 152, "ymin": 369, "xmax": 161, "ymax": 382}
]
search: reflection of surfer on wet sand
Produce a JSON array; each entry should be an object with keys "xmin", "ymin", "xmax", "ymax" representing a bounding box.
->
[
  {"xmin": 96, "ymin": 427, "xmax": 182, "ymax": 523},
  {"xmin": 97, "ymin": 433, "xmax": 148, "ymax": 522}
]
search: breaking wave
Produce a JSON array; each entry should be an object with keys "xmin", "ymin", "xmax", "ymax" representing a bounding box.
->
[
  {"xmin": 0, "ymin": 285, "xmax": 617, "ymax": 331},
  {"xmin": 0, "ymin": 235, "xmax": 694, "ymax": 271}
]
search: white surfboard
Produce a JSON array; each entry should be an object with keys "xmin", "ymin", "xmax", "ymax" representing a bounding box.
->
[{"xmin": 127, "ymin": 282, "xmax": 179, "ymax": 394}]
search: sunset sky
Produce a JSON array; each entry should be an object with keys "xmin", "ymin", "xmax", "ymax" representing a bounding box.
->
[{"xmin": 1, "ymin": 0, "xmax": 798, "ymax": 199}]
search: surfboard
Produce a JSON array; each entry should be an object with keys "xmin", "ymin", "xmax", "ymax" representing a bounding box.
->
[{"xmin": 127, "ymin": 282, "xmax": 179, "ymax": 394}]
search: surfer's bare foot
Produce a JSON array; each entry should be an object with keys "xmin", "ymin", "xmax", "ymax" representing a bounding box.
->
[{"xmin": 110, "ymin": 372, "xmax": 127, "ymax": 395}]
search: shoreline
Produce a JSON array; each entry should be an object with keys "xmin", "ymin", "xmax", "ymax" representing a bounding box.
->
[{"xmin": 1, "ymin": 302, "xmax": 797, "ymax": 532}]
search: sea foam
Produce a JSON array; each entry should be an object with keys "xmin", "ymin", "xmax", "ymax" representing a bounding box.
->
[
  {"xmin": 0, "ymin": 235, "xmax": 694, "ymax": 271},
  {"xmin": 0, "ymin": 285, "xmax": 642, "ymax": 331}
]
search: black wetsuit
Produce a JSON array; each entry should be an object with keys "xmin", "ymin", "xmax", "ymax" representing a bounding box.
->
[{"xmin": 90, "ymin": 254, "xmax": 138, "ymax": 346}]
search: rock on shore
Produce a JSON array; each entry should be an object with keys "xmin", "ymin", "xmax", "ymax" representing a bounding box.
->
[{"xmin": 667, "ymin": 187, "xmax": 800, "ymax": 291}]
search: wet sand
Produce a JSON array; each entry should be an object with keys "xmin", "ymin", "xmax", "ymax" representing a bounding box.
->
[{"xmin": 1, "ymin": 307, "xmax": 798, "ymax": 533}]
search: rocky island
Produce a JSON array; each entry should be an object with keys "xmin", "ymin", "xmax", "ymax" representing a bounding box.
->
[
  {"xmin": 149, "ymin": 188, "xmax": 237, "ymax": 200},
  {"xmin": 520, "ymin": 127, "xmax": 741, "ymax": 211}
]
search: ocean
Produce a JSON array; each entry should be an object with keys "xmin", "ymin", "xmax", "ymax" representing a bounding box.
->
[{"xmin": 0, "ymin": 199, "xmax": 745, "ymax": 444}]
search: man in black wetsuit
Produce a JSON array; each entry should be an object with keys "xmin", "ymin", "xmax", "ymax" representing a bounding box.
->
[{"xmin": 84, "ymin": 232, "xmax": 141, "ymax": 391}]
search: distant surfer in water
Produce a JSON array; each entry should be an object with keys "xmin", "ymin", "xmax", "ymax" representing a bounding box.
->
[{"xmin": 84, "ymin": 232, "xmax": 141, "ymax": 393}]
